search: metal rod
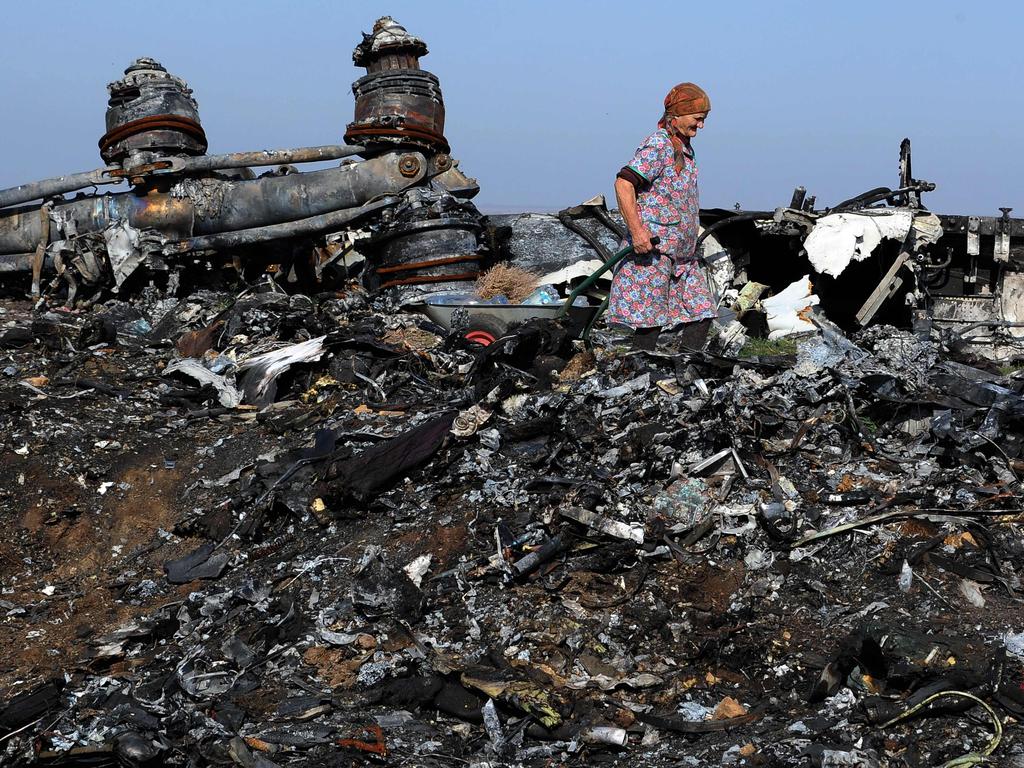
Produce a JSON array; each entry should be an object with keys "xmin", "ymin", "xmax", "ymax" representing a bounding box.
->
[
  {"xmin": 175, "ymin": 144, "xmax": 366, "ymax": 173},
  {"xmin": 0, "ymin": 168, "xmax": 120, "ymax": 210},
  {"xmin": 162, "ymin": 196, "xmax": 397, "ymax": 254},
  {"xmin": 0, "ymin": 145, "xmax": 368, "ymax": 211}
]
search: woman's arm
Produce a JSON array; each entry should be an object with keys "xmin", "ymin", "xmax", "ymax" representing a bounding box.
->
[{"xmin": 614, "ymin": 176, "xmax": 654, "ymax": 254}]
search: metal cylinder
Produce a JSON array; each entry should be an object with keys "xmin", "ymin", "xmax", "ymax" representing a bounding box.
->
[
  {"xmin": 345, "ymin": 17, "xmax": 449, "ymax": 154},
  {"xmin": 368, "ymin": 188, "xmax": 482, "ymax": 292},
  {"xmin": 163, "ymin": 197, "xmax": 396, "ymax": 254},
  {"xmin": 347, "ymin": 70, "xmax": 448, "ymax": 154},
  {"xmin": 0, "ymin": 152, "xmax": 426, "ymax": 255},
  {"xmin": 100, "ymin": 58, "xmax": 207, "ymax": 166}
]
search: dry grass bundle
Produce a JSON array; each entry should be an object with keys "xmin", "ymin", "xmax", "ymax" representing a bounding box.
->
[{"xmin": 475, "ymin": 263, "xmax": 540, "ymax": 304}]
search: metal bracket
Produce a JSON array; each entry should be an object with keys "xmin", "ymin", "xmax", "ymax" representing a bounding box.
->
[
  {"xmin": 855, "ymin": 250, "xmax": 910, "ymax": 326},
  {"xmin": 773, "ymin": 206, "xmax": 817, "ymax": 232},
  {"xmin": 967, "ymin": 216, "xmax": 981, "ymax": 257},
  {"xmin": 995, "ymin": 207, "xmax": 1013, "ymax": 262}
]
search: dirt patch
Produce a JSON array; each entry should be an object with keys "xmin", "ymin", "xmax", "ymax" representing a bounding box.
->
[{"xmin": 0, "ymin": 447, "xmax": 190, "ymax": 692}]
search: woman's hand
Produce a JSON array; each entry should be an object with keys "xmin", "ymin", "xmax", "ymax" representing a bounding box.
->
[{"xmin": 631, "ymin": 226, "xmax": 655, "ymax": 254}]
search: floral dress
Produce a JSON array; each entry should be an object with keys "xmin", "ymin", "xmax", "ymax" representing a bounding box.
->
[{"xmin": 607, "ymin": 128, "xmax": 716, "ymax": 329}]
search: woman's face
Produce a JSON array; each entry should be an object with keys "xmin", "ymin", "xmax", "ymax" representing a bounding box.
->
[{"xmin": 672, "ymin": 112, "xmax": 707, "ymax": 138}]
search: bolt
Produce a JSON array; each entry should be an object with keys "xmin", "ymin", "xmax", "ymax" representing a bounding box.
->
[
  {"xmin": 433, "ymin": 154, "xmax": 452, "ymax": 172},
  {"xmin": 399, "ymin": 155, "xmax": 421, "ymax": 178}
]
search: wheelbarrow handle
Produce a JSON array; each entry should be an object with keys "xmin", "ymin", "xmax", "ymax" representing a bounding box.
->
[{"xmin": 558, "ymin": 235, "xmax": 660, "ymax": 318}]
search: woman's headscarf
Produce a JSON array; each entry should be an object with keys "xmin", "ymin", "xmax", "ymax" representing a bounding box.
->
[{"xmin": 657, "ymin": 82, "xmax": 711, "ymax": 168}]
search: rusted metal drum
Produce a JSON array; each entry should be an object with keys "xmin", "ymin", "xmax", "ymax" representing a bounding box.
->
[
  {"xmin": 100, "ymin": 58, "xmax": 207, "ymax": 166},
  {"xmin": 345, "ymin": 17, "xmax": 449, "ymax": 154},
  {"xmin": 345, "ymin": 70, "xmax": 448, "ymax": 154}
]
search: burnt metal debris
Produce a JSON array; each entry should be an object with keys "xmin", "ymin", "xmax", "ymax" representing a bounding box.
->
[
  {"xmin": 2, "ymin": 15, "xmax": 1024, "ymax": 768},
  {"xmin": 0, "ymin": 15, "xmax": 485, "ymax": 305}
]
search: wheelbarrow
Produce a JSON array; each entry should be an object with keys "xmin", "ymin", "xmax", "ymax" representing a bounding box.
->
[{"xmin": 421, "ymin": 237, "xmax": 658, "ymax": 346}]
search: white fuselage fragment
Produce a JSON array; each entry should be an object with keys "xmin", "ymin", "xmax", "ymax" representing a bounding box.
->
[{"xmin": 804, "ymin": 210, "xmax": 914, "ymax": 277}]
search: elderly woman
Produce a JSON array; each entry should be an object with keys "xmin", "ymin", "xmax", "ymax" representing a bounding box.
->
[{"xmin": 609, "ymin": 83, "xmax": 716, "ymax": 350}]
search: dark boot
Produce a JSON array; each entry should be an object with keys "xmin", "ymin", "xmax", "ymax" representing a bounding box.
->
[
  {"xmin": 667, "ymin": 319, "xmax": 712, "ymax": 351},
  {"xmin": 631, "ymin": 326, "xmax": 661, "ymax": 351}
]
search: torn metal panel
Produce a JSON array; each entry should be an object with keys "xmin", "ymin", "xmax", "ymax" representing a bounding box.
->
[
  {"xmin": 237, "ymin": 335, "xmax": 327, "ymax": 406},
  {"xmin": 163, "ymin": 357, "xmax": 242, "ymax": 408},
  {"xmin": 804, "ymin": 211, "xmax": 914, "ymax": 277}
]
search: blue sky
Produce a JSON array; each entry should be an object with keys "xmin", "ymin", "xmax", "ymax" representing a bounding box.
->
[{"xmin": 1, "ymin": 1, "xmax": 1021, "ymax": 215}]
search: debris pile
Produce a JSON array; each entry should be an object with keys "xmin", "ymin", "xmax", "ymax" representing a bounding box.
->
[{"xmin": 2, "ymin": 276, "xmax": 1024, "ymax": 766}]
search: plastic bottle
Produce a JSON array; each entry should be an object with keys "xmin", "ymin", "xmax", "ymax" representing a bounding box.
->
[
  {"xmin": 522, "ymin": 285, "xmax": 561, "ymax": 305},
  {"xmin": 428, "ymin": 292, "xmax": 480, "ymax": 305}
]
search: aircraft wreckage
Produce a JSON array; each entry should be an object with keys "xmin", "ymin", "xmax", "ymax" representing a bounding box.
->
[
  {"xmin": 5, "ymin": 16, "xmax": 1024, "ymax": 768},
  {"xmin": 0, "ymin": 16, "xmax": 1022, "ymax": 359}
]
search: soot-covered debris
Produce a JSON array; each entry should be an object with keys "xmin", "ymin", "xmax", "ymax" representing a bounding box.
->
[{"xmin": 1, "ymin": 280, "xmax": 1024, "ymax": 767}]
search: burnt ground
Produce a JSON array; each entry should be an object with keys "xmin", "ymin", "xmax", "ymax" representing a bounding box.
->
[{"xmin": 0, "ymin": 291, "xmax": 1023, "ymax": 767}]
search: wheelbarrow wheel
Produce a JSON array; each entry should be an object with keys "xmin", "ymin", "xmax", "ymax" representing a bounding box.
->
[{"xmin": 461, "ymin": 316, "xmax": 507, "ymax": 347}]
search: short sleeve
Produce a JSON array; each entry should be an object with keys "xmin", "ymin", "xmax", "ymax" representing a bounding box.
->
[{"xmin": 626, "ymin": 131, "xmax": 673, "ymax": 185}]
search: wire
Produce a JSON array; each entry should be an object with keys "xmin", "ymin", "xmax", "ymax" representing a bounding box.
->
[{"xmin": 879, "ymin": 690, "xmax": 1002, "ymax": 768}]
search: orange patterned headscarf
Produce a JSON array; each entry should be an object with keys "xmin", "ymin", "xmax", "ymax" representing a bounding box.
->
[{"xmin": 658, "ymin": 82, "xmax": 711, "ymax": 168}]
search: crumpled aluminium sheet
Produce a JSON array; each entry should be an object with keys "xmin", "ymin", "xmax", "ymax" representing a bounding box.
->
[{"xmin": 804, "ymin": 211, "xmax": 913, "ymax": 277}]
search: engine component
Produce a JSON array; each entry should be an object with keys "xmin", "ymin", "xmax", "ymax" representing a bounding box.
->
[
  {"xmin": 345, "ymin": 17, "xmax": 449, "ymax": 155},
  {"xmin": 0, "ymin": 152, "xmax": 426, "ymax": 255},
  {"xmin": 0, "ymin": 145, "xmax": 369, "ymax": 211},
  {"xmin": 0, "ymin": 17, "xmax": 483, "ymax": 306},
  {"xmin": 100, "ymin": 58, "xmax": 207, "ymax": 167},
  {"xmin": 368, "ymin": 187, "xmax": 483, "ymax": 297}
]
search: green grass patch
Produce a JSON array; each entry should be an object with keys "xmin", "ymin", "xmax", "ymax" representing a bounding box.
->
[
  {"xmin": 858, "ymin": 416, "xmax": 880, "ymax": 436},
  {"xmin": 997, "ymin": 362, "xmax": 1024, "ymax": 376},
  {"xmin": 738, "ymin": 336, "xmax": 798, "ymax": 357}
]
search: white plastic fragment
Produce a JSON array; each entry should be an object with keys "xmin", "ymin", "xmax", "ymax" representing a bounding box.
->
[
  {"xmin": 581, "ymin": 726, "xmax": 628, "ymax": 746},
  {"xmin": 744, "ymin": 549, "xmax": 774, "ymax": 571},
  {"xmin": 762, "ymin": 276, "xmax": 819, "ymax": 339},
  {"xmin": 898, "ymin": 560, "xmax": 913, "ymax": 593},
  {"xmin": 959, "ymin": 578, "xmax": 986, "ymax": 608},
  {"xmin": 537, "ymin": 259, "xmax": 605, "ymax": 288},
  {"xmin": 403, "ymin": 554, "xmax": 432, "ymax": 588},
  {"xmin": 560, "ymin": 506, "xmax": 644, "ymax": 543}
]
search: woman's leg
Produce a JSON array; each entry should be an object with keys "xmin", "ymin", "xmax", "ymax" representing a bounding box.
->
[
  {"xmin": 631, "ymin": 326, "xmax": 661, "ymax": 350},
  {"xmin": 673, "ymin": 318, "xmax": 711, "ymax": 349}
]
